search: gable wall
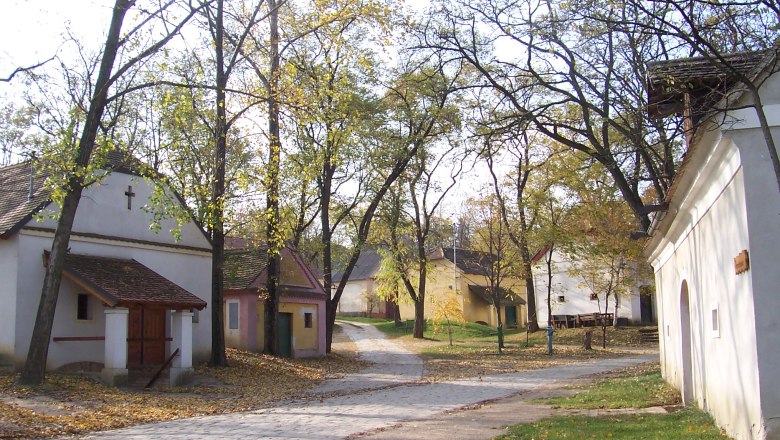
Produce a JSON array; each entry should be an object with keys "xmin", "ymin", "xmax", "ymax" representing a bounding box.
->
[
  {"xmin": 32, "ymin": 171, "xmax": 210, "ymax": 250},
  {"xmin": 337, "ymin": 279, "xmax": 374, "ymax": 314},
  {"xmin": 395, "ymin": 259, "xmax": 527, "ymax": 327},
  {"xmin": 0, "ymin": 236, "xmax": 19, "ymax": 366}
]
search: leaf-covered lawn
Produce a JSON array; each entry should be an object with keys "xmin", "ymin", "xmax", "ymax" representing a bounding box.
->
[
  {"xmin": 340, "ymin": 318, "xmax": 657, "ymax": 382},
  {"xmin": 421, "ymin": 344, "xmax": 643, "ymax": 381},
  {"xmin": 0, "ymin": 348, "xmax": 367, "ymax": 439}
]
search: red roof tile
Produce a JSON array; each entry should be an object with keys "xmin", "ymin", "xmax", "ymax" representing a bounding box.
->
[{"xmin": 59, "ymin": 253, "xmax": 207, "ymax": 310}]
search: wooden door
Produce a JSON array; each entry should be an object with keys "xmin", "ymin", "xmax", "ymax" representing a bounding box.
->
[
  {"xmin": 277, "ymin": 313, "xmax": 293, "ymax": 358},
  {"xmin": 505, "ymin": 306, "xmax": 518, "ymax": 327},
  {"xmin": 128, "ymin": 306, "xmax": 166, "ymax": 366}
]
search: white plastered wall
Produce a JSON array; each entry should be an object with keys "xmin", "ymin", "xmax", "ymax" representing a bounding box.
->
[
  {"xmin": 532, "ymin": 251, "xmax": 642, "ymax": 323},
  {"xmin": 337, "ymin": 280, "xmax": 373, "ymax": 314},
  {"xmin": 649, "ymin": 129, "xmax": 762, "ymax": 439},
  {"xmin": 0, "ymin": 236, "xmax": 19, "ymax": 366}
]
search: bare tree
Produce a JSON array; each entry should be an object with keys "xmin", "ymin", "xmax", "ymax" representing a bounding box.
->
[{"xmin": 424, "ymin": 0, "xmax": 683, "ymax": 230}]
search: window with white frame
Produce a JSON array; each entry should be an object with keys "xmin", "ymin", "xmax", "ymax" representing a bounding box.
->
[{"xmin": 711, "ymin": 304, "xmax": 720, "ymax": 338}]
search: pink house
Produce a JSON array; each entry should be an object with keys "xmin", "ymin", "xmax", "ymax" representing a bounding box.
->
[{"xmin": 223, "ymin": 243, "xmax": 326, "ymax": 358}]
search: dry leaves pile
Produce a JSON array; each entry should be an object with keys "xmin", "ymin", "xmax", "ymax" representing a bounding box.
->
[{"xmin": 0, "ymin": 349, "xmax": 367, "ymax": 439}]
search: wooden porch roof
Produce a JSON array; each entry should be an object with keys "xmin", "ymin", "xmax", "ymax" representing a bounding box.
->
[{"xmin": 54, "ymin": 253, "xmax": 207, "ymax": 310}]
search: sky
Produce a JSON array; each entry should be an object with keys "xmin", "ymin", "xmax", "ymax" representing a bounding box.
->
[
  {"xmin": 0, "ymin": 1, "xmax": 114, "ymax": 80},
  {"xmin": 0, "ymin": 0, "xmax": 491, "ymax": 219}
]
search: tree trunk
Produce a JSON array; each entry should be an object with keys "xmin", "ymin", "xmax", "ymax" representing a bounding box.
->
[
  {"xmin": 19, "ymin": 0, "xmax": 133, "ymax": 385},
  {"xmin": 583, "ymin": 329, "xmax": 593, "ymax": 350},
  {"xmin": 524, "ymin": 272, "xmax": 539, "ymax": 331},
  {"xmin": 495, "ymin": 305, "xmax": 504, "ymax": 349},
  {"xmin": 518, "ymin": 212, "xmax": 539, "ymax": 332},
  {"xmin": 393, "ymin": 288, "xmax": 402, "ymax": 326},
  {"xmin": 209, "ymin": 0, "xmax": 228, "ymax": 366},
  {"xmin": 264, "ymin": 0, "xmax": 281, "ymax": 356},
  {"xmin": 413, "ymin": 299, "xmax": 425, "ymax": 339},
  {"xmin": 602, "ymin": 295, "xmax": 609, "ymax": 349},
  {"xmin": 613, "ymin": 293, "xmax": 620, "ymax": 328}
]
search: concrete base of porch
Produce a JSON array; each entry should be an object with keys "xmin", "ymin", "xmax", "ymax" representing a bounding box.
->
[
  {"xmin": 101, "ymin": 368, "xmax": 128, "ymax": 386},
  {"xmin": 170, "ymin": 367, "xmax": 193, "ymax": 386}
]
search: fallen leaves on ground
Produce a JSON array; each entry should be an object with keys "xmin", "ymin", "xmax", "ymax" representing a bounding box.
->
[
  {"xmin": 421, "ymin": 343, "xmax": 645, "ymax": 382},
  {"xmin": 0, "ymin": 348, "xmax": 368, "ymax": 439}
]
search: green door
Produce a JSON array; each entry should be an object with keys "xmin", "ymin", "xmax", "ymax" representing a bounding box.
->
[
  {"xmin": 277, "ymin": 313, "xmax": 293, "ymax": 357},
  {"xmin": 505, "ymin": 306, "xmax": 518, "ymax": 327}
]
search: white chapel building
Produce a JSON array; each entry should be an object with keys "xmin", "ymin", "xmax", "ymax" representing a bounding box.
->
[{"xmin": 0, "ymin": 152, "xmax": 212, "ymax": 386}]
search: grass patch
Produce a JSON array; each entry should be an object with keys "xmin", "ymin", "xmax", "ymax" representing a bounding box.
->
[
  {"xmin": 339, "ymin": 317, "xmax": 658, "ymax": 349},
  {"xmin": 497, "ymin": 409, "xmax": 730, "ymax": 439},
  {"xmin": 541, "ymin": 368, "xmax": 680, "ymax": 409},
  {"xmin": 338, "ymin": 317, "xmax": 521, "ymax": 342}
]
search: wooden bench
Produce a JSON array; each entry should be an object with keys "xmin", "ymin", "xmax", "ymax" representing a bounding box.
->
[
  {"xmin": 576, "ymin": 313, "xmax": 614, "ymax": 327},
  {"xmin": 552, "ymin": 315, "xmax": 577, "ymax": 329}
]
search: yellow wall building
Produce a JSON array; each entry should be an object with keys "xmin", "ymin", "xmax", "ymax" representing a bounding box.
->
[{"xmin": 398, "ymin": 247, "xmax": 527, "ymax": 328}]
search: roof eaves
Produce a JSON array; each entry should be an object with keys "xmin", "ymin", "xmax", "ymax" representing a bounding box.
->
[
  {"xmin": 61, "ymin": 268, "xmax": 119, "ymax": 307},
  {"xmin": 0, "ymin": 200, "xmax": 51, "ymax": 239}
]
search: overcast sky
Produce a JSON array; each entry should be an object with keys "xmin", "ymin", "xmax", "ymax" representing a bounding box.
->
[
  {"xmin": 0, "ymin": 1, "xmax": 114, "ymax": 80},
  {"xmin": 0, "ymin": 0, "xmax": 487, "ymax": 217}
]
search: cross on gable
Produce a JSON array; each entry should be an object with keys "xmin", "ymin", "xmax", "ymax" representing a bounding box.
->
[{"xmin": 124, "ymin": 185, "xmax": 136, "ymax": 210}]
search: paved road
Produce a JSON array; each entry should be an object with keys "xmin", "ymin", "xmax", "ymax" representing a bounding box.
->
[
  {"xmin": 305, "ymin": 321, "xmax": 423, "ymax": 396},
  {"xmin": 81, "ymin": 323, "xmax": 657, "ymax": 439}
]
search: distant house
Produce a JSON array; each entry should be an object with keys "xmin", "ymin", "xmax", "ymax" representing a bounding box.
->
[
  {"xmin": 531, "ymin": 247, "xmax": 655, "ymax": 327},
  {"xmin": 333, "ymin": 248, "xmax": 393, "ymax": 318},
  {"xmin": 398, "ymin": 247, "xmax": 527, "ymax": 328},
  {"xmin": 223, "ymin": 243, "xmax": 326, "ymax": 358},
  {"xmin": 645, "ymin": 48, "xmax": 780, "ymax": 439},
  {"xmin": 0, "ymin": 154, "xmax": 212, "ymax": 386}
]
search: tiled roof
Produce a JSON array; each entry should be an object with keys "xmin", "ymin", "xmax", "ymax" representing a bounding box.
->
[
  {"xmin": 440, "ymin": 247, "xmax": 497, "ymax": 276},
  {"xmin": 333, "ymin": 248, "xmax": 382, "ymax": 281},
  {"xmin": 0, "ymin": 161, "xmax": 51, "ymax": 238},
  {"xmin": 224, "ymin": 247, "xmax": 268, "ymax": 290},
  {"xmin": 224, "ymin": 246, "xmax": 326, "ymax": 299},
  {"xmin": 60, "ymin": 253, "xmax": 207, "ymax": 309},
  {"xmin": 468, "ymin": 285, "xmax": 526, "ymax": 306}
]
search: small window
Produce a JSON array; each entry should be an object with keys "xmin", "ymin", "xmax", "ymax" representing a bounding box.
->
[
  {"xmin": 228, "ymin": 301, "xmax": 239, "ymax": 330},
  {"xmin": 77, "ymin": 294, "xmax": 92, "ymax": 320},
  {"xmin": 590, "ymin": 293, "xmax": 598, "ymax": 301},
  {"xmin": 304, "ymin": 312, "xmax": 313, "ymax": 328},
  {"xmin": 712, "ymin": 306, "xmax": 720, "ymax": 338},
  {"xmin": 558, "ymin": 295, "xmax": 566, "ymax": 303}
]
